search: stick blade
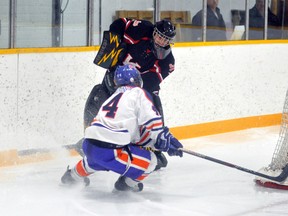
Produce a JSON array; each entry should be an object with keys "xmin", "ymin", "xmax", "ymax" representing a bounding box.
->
[{"xmin": 255, "ymin": 179, "xmax": 288, "ymax": 190}]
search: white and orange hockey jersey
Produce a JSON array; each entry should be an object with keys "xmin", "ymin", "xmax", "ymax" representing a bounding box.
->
[{"xmin": 85, "ymin": 85, "xmax": 163, "ymax": 148}]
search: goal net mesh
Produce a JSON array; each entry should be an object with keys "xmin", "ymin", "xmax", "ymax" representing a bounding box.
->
[{"xmin": 269, "ymin": 89, "xmax": 288, "ymax": 171}]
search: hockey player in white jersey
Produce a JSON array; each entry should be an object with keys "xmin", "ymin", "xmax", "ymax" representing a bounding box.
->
[{"xmin": 61, "ymin": 64, "xmax": 183, "ymax": 192}]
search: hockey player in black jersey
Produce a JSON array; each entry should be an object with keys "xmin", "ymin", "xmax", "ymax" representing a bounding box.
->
[{"xmin": 81, "ymin": 18, "xmax": 176, "ymax": 170}]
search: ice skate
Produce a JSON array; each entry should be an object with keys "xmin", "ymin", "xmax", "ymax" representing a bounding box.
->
[
  {"xmin": 154, "ymin": 151, "xmax": 168, "ymax": 171},
  {"xmin": 61, "ymin": 166, "xmax": 90, "ymax": 187},
  {"xmin": 114, "ymin": 176, "xmax": 143, "ymax": 192}
]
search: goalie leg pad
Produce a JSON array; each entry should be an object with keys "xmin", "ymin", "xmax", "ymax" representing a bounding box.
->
[
  {"xmin": 102, "ymin": 70, "xmax": 117, "ymax": 95},
  {"xmin": 84, "ymin": 84, "xmax": 110, "ymax": 128},
  {"xmin": 152, "ymin": 93, "xmax": 165, "ymax": 125}
]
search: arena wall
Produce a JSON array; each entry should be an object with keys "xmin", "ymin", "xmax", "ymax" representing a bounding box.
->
[{"xmin": 1, "ymin": 41, "xmax": 288, "ymax": 152}]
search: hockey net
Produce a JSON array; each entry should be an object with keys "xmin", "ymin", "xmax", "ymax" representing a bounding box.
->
[{"xmin": 255, "ymin": 89, "xmax": 288, "ymax": 189}]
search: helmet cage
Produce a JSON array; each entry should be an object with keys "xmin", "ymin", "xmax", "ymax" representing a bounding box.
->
[{"xmin": 153, "ymin": 27, "xmax": 175, "ymax": 47}]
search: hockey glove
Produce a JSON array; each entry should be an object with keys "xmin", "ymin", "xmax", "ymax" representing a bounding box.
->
[
  {"xmin": 155, "ymin": 127, "xmax": 171, "ymax": 151},
  {"xmin": 155, "ymin": 127, "xmax": 183, "ymax": 157},
  {"xmin": 168, "ymin": 136, "xmax": 183, "ymax": 157}
]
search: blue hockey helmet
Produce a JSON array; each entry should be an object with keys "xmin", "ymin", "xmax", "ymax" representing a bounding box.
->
[{"xmin": 114, "ymin": 64, "xmax": 143, "ymax": 88}]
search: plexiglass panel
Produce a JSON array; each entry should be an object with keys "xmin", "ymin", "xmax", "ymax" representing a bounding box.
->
[
  {"xmin": 1, "ymin": 0, "xmax": 288, "ymax": 48},
  {"xmin": 92, "ymin": 0, "xmax": 100, "ymax": 45},
  {"xmin": 159, "ymin": 0, "xmax": 199, "ymax": 42},
  {"xmin": 15, "ymin": 0, "xmax": 88, "ymax": 48},
  {"xmin": 223, "ymin": 0, "xmax": 246, "ymax": 41},
  {"xmin": 248, "ymin": 0, "xmax": 283, "ymax": 40},
  {"xmin": 190, "ymin": 0, "xmax": 204, "ymax": 41},
  {"xmin": 100, "ymin": 0, "xmax": 154, "ymax": 43},
  {"xmin": 189, "ymin": 0, "xmax": 246, "ymax": 41},
  {"xmin": 0, "ymin": 0, "xmax": 10, "ymax": 48},
  {"xmin": 16, "ymin": 1, "xmax": 53, "ymax": 48},
  {"xmin": 59, "ymin": 0, "xmax": 88, "ymax": 46}
]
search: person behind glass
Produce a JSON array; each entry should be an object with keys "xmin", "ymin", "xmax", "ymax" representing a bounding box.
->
[
  {"xmin": 231, "ymin": 10, "xmax": 242, "ymax": 29},
  {"xmin": 249, "ymin": 0, "xmax": 281, "ymax": 39},
  {"xmin": 192, "ymin": 0, "xmax": 227, "ymax": 41},
  {"xmin": 61, "ymin": 65, "xmax": 183, "ymax": 192},
  {"xmin": 82, "ymin": 18, "xmax": 176, "ymax": 171}
]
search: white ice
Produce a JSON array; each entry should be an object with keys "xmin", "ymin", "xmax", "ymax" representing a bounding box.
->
[{"xmin": 1, "ymin": 126, "xmax": 288, "ymax": 216}]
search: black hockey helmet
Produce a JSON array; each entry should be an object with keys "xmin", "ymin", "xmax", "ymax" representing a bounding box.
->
[
  {"xmin": 152, "ymin": 20, "xmax": 176, "ymax": 59},
  {"xmin": 153, "ymin": 20, "xmax": 176, "ymax": 47}
]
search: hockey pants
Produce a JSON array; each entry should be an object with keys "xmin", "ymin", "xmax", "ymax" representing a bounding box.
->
[{"xmin": 73, "ymin": 139, "xmax": 158, "ymax": 182}]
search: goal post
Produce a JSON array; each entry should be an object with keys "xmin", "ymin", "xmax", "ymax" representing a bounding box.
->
[{"xmin": 255, "ymin": 89, "xmax": 288, "ymax": 189}]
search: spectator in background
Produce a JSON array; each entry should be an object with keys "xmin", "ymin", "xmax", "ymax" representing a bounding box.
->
[
  {"xmin": 249, "ymin": 0, "xmax": 282, "ymax": 39},
  {"xmin": 191, "ymin": 0, "xmax": 227, "ymax": 41},
  {"xmin": 231, "ymin": 10, "xmax": 242, "ymax": 29}
]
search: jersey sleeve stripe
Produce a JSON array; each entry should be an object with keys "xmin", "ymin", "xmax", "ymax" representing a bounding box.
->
[
  {"xmin": 138, "ymin": 131, "xmax": 150, "ymax": 143},
  {"xmin": 142, "ymin": 117, "xmax": 162, "ymax": 127},
  {"xmin": 91, "ymin": 122, "xmax": 129, "ymax": 133},
  {"xmin": 124, "ymin": 19, "xmax": 132, "ymax": 30},
  {"xmin": 146, "ymin": 122, "xmax": 163, "ymax": 130},
  {"xmin": 136, "ymin": 138, "xmax": 152, "ymax": 146},
  {"xmin": 124, "ymin": 33, "xmax": 140, "ymax": 44}
]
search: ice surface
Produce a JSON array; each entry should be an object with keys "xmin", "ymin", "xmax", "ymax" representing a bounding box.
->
[{"xmin": 1, "ymin": 126, "xmax": 288, "ymax": 216}]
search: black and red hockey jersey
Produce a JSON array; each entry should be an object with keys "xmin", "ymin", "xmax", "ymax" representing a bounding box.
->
[{"xmin": 109, "ymin": 18, "xmax": 175, "ymax": 94}]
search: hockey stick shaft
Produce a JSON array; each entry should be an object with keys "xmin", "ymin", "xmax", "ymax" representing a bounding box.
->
[
  {"xmin": 180, "ymin": 148, "xmax": 288, "ymax": 182},
  {"xmin": 63, "ymin": 138, "xmax": 85, "ymax": 157}
]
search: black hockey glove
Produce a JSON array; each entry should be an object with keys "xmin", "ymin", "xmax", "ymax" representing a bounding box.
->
[{"xmin": 155, "ymin": 127, "xmax": 183, "ymax": 157}]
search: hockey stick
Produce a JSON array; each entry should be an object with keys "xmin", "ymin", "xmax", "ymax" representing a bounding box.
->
[
  {"xmin": 180, "ymin": 148, "xmax": 288, "ymax": 182},
  {"xmin": 63, "ymin": 138, "xmax": 85, "ymax": 157}
]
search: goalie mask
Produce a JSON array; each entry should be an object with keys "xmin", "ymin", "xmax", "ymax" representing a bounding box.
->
[
  {"xmin": 153, "ymin": 20, "xmax": 176, "ymax": 59},
  {"xmin": 114, "ymin": 65, "xmax": 143, "ymax": 88}
]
